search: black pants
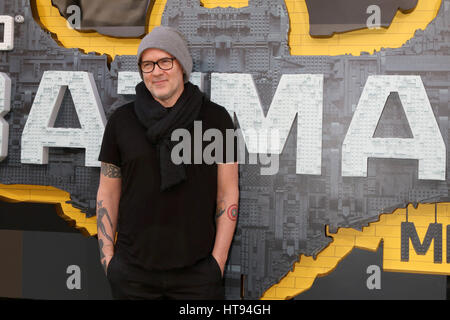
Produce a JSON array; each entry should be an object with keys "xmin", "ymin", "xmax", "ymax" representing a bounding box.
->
[{"xmin": 106, "ymin": 254, "xmax": 225, "ymax": 300}]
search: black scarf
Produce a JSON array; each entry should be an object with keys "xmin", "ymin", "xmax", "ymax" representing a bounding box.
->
[{"xmin": 134, "ymin": 81, "xmax": 204, "ymax": 191}]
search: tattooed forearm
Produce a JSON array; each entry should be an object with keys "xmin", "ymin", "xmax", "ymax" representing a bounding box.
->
[
  {"xmin": 101, "ymin": 162, "xmax": 122, "ymax": 178},
  {"xmin": 216, "ymin": 200, "xmax": 226, "ymax": 219},
  {"xmin": 216, "ymin": 200, "xmax": 238, "ymax": 221},
  {"xmin": 97, "ymin": 200, "xmax": 114, "ymax": 242},
  {"xmin": 98, "ymin": 238, "xmax": 107, "ymax": 272},
  {"xmin": 97, "ymin": 200, "xmax": 115, "ymax": 274},
  {"xmin": 227, "ymin": 204, "xmax": 238, "ymax": 221}
]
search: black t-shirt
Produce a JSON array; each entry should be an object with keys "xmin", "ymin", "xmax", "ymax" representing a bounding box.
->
[{"xmin": 98, "ymin": 98, "xmax": 237, "ymax": 270}]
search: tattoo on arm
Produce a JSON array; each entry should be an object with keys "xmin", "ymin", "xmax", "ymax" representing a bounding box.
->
[
  {"xmin": 216, "ymin": 200, "xmax": 238, "ymax": 221},
  {"xmin": 101, "ymin": 162, "xmax": 122, "ymax": 178},
  {"xmin": 97, "ymin": 200, "xmax": 114, "ymax": 274},
  {"xmin": 97, "ymin": 200, "xmax": 114, "ymax": 243},
  {"xmin": 98, "ymin": 238, "xmax": 107, "ymax": 273},
  {"xmin": 227, "ymin": 204, "xmax": 238, "ymax": 221},
  {"xmin": 216, "ymin": 200, "xmax": 226, "ymax": 219}
]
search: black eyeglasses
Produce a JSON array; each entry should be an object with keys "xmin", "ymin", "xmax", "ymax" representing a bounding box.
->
[{"xmin": 139, "ymin": 57, "xmax": 176, "ymax": 73}]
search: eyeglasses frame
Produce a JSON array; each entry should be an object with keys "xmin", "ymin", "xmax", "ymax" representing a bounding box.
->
[{"xmin": 139, "ymin": 57, "xmax": 177, "ymax": 73}]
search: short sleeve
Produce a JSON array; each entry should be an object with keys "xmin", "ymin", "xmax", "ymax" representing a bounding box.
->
[
  {"xmin": 98, "ymin": 113, "xmax": 121, "ymax": 167},
  {"xmin": 217, "ymin": 106, "xmax": 238, "ymax": 164}
]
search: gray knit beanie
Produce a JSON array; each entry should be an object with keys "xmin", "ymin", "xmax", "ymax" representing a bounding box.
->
[{"xmin": 137, "ymin": 26, "xmax": 192, "ymax": 83}]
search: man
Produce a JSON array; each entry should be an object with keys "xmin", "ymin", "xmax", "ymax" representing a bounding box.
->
[{"xmin": 96, "ymin": 26, "xmax": 239, "ymax": 300}]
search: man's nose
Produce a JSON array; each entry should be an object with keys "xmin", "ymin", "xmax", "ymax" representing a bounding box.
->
[{"xmin": 152, "ymin": 63, "xmax": 165, "ymax": 75}]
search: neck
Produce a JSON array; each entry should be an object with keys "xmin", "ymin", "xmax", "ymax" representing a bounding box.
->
[{"xmin": 155, "ymin": 97, "xmax": 178, "ymax": 108}]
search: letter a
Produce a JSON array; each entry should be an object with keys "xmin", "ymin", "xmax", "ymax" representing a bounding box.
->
[
  {"xmin": 21, "ymin": 71, "xmax": 106, "ymax": 167},
  {"xmin": 342, "ymin": 75, "xmax": 445, "ymax": 180}
]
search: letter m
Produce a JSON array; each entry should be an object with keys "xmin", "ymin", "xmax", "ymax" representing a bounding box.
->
[
  {"xmin": 401, "ymin": 222, "xmax": 442, "ymax": 263},
  {"xmin": 211, "ymin": 73, "xmax": 323, "ymax": 175}
]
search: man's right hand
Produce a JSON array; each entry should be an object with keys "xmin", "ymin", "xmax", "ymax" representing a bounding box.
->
[{"xmin": 103, "ymin": 255, "xmax": 114, "ymax": 275}]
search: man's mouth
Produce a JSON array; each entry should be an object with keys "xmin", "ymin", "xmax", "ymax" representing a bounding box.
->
[{"xmin": 152, "ymin": 79, "xmax": 167, "ymax": 86}]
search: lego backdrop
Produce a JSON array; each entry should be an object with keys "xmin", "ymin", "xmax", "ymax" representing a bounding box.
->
[{"xmin": 0, "ymin": 0, "xmax": 449, "ymax": 300}]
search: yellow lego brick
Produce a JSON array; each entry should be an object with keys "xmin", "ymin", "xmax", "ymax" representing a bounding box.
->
[
  {"xmin": 294, "ymin": 277, "xmax": 316, "ymax": 290},
  {"xmin": 384, "ymin": 260, "xmax": 450, "ymax": 275},
  {"xmin": 317, "ymin": 245, "xmax": 335, "ymax": 257},
  {"xmin": 113, "ymin": 47, "xmax": 141, "ymax": 57},
  {"xmin": 307, "ymin": 256, "xmax": 341, "ymax": 269},
  {"xmin": 407, "ymin": 216, "xmax": 437, "ymax": 226},
  {"xmin": 332, "ymin": 233, "xmax": 358, "ymax": 245},
  {"xmin": 354, "ymin": 236, "xmax": 381, "ymax": 251},
  {"xmin": 408, "ymin": 206, "xmax": 435, "ymax": 217},
  {"xmin": 80, "ymin": 224, "xmax": 98, "ymax": 236},
  {"xmin": 437, "ymin": 206, "xmax": 449, "ymax": 217},
  {"xmin": 289, "ymin": 13, "xmax": 308, "ymax": 23},
  {"xmin": 82, "ymin": 227, "xmax": 97, "ymax": 237},
  {"xmin": 334, "ymin": 245, "xmax": 354, "ymax": 258},
  {"xmin": 56, "ymin": 36, "xmax": 91, "ymax": 47},
  {"xmin": 357, "ymin": 225, "xmax": 377, "ymax": 236},
  {"xmin": 261, "ymin": 296, "xmax": 284, "ymax": 301},
  {"xmin": 260, "ymin": 287, "xmax": 277, "ymax": 299},
  {"xmin": 38, "ymin": 16, "xmax": 67, "ymax": 28},
  {"xmin": 150, "ymin": 1, "xmax": 167, "ymax": 16},
  {"xmin": 291, "ymin": 265, "xmax": 329, "ymax": 278},
  {"xmin": 276, "ymin": 276, "xmax": 296, "ymax": 288},
  {"xmin": 285, "ymin": 0, "xmax": 306, "ymax": 14},
  {"xmin": 333, "ymin": 227, "xmax": 361, "ymax": 236},
  {"xmin": 45, "ymin": 25, "xmax": 79, "ymax": 37},
  {"xmin": 384, "ymin": 214, "xmax": 406, "ymax": 226},
  {"xmin": 36, "ymin": 5, "xmax": 52, "ymax": 17},
  {"xmin": 58, "ymin": 209, "xmax": 86, "ymax": 225},
  {"xmin": 29, "ymin": 189, "xmax": 68, "ymax": 203},
  {"xmin": 0, "ymin": 189, "xmax": 31, "ymax": 202},
  {"xmin": 275, "ymin": 287, "xmax": 300, "ymax": 299},
  {"xmin": 378, "ymin": 233, "xmax": 399, "ymax": 245},
  {"xmin": 375, "ymin": 225, "xmax": 401, "ymax": 237},
  {"xmin": 383, "ymin": 247, "xmax": 402, "ymax": 261}
]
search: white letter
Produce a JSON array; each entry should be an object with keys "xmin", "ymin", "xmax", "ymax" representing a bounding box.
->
[
  {"xmin": 0, "ymin": 73, "xmax": 11, "ymax": 162},
  {"xmin": 21, "ymin": 71, "xmax": 107, "ymax": 167},
  {"xmin": 171, "ymin": 128, "xmax": 191, "ymax": 165},
  {"xmin": 366, "ymin": 265, "xmax": 381, "ymax": 290},
  {"xmin": 259, "ymin": 128, "xmax": 280, "ymax": 175},
  {"xmin": 66, "ymin": 265, "xmax": 81, "ymax": 290},
  {"xmin": 194, "ymin": 120, "xmax": 203, "ymax": 164},
  {"xmin": 367, "ymin": 5, "xmax": 381, "ymax": 29},
  {"xmin": 66, "ymin": 5, "xmax": 81, "ymax": 30},
  {"xmin": 211, "ymin": 73, "xmax": 323, "ymax": 175},
  {"xmin": 342, "ymin": 75, "xmax": 446, "ymax": 180},
  {"xmin": 203, "ymin": 128, "xmax": 223, "ymax": 164},
  {"xmin": 0, "ymin": 15, "xmax": 14, "ymax": 51}
]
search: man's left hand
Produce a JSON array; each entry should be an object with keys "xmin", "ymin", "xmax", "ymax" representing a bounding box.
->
[{"xmin": 212, "ymin": 253, "xmax": 226, "ymax": 277}]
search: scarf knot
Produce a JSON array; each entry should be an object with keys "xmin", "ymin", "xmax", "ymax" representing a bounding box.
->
[{"xmin": 133, "ymin": 81, "xmax": 204, "ymax": 191}]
